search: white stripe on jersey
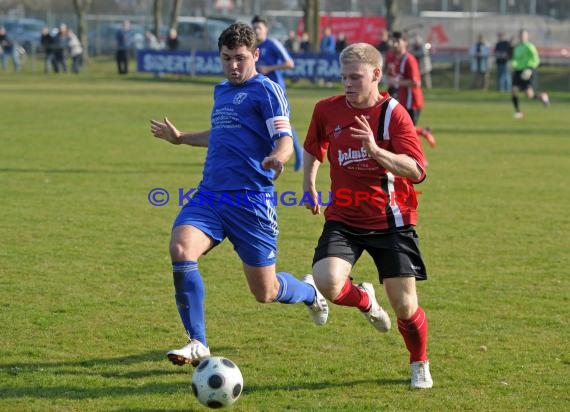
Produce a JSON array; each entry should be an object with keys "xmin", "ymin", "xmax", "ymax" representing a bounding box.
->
[
  {"xmin": 269, "ymin": 37, "xmax": 293, "ymax": 61},
  {"xmin": 382, "ymin": 98, "xmax": 399, "ymax": 140},
  {"xmin": 386, "ymin": 172, "xmax": 404, "ymax": 227}
]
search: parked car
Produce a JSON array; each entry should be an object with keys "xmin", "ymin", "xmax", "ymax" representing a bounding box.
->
[
  {"xmin": 87, "ymin": 22, "xmax": 145, "ymax": 56},
  {"xmin": 175, "ymin": 16, "xmax": 229, "ymax": 51},
  {"xmin": 0, "ymin": 17, "xmax": 45, "ymax": 53}
]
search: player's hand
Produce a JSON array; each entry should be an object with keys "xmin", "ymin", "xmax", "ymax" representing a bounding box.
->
[
  {"xmin": 150, "ymin": 117, "xmax": 182, "ymax": 144},
  {"xmin": 262, "ymin": 156, "xmax": 284, "ymax": 180},
  {"xmin": 349, "ymin": 115, "xmax": 378, "ymax": 153},
  {"xmin": 257, "ymin": 65, "xmax": 270, "ymax": 75},
  {"xmin": 302, "ymin": 186, "xmax": 321, "ymax": 215}
]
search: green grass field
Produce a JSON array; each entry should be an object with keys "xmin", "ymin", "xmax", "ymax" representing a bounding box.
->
[{"xmin": 1, "ymin": 61, "xmax": 569, "ymax": 411}]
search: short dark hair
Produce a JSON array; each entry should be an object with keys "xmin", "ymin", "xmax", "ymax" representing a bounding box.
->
[
  {"xmin": 218, "ymin": 22, "xmax": 257, "ymax": 52},
  {"xmin": 391, "ymin": 31, "xmax": 407, "ymax": 41},
  {"xmin": 251, "ymin": 15, "xmax": 268, "ymax": 26}
]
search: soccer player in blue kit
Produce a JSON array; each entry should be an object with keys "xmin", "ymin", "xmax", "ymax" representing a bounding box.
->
[
  {"xmin": 150, "ymin": 22, "xmax": 328, "ymax": 366},
  {"xmin": 251, "ymin": 15, "xmax": 303, "ymax": 171}
]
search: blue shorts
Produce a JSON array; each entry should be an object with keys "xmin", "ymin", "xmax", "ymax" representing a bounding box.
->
[{"xmin": 173, "ymin": 189, "xmax": 279, "ymax": 267}]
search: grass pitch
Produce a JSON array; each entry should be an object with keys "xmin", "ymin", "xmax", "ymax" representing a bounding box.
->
[{"xmin": 1, "ymin": 62, "xmax": 569, "ymax": 411}]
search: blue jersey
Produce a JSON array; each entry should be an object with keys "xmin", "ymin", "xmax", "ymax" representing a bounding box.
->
[
  {"xmin": 199, "ymin": 74, "xmax": 292, "ymax": 193},
  {"xmin": 257, "ymin": 37, "xmax": 292, "ymax": 90}
]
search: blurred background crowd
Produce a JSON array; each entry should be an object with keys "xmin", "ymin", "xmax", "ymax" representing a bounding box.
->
[{"xmin": 0, "ymin": 0, "xmax": 568, "ymax": 91}]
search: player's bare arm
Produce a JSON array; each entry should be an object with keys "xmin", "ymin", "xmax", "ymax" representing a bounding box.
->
[
  {"xmin": 302, "ymin": 150, "xmax": 322, "ymax": 215},
  {"xmin": 350, "ymin": 115, "xmax": 422, "ymax": 181},
  {"xmin": 150, "ymin": 117, "xmax": 210, "ymax": 147},
  {"xmin": 258, "ymin": 59, "xmax": 294, "ymax": 75},
  {"xmin": 261, "ymin": 135, "xmax": 293, "ymax": 180}
]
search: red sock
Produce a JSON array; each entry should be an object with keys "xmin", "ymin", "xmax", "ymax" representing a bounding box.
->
[
  {"xmin": 397, "ymin": 307, "xmax": 428, "ymax": 363},
  {"xmin": 332, "ymin": 278, "xmax": 370, "ymax": 311}
]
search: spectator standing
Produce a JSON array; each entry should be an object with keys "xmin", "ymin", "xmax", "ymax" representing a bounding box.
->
[
  {"xmin": 469, "ymin": 34, "xmax": 490, "ymax": 90},
  {"xmin": 284, "ymin": 30, "xmax": 300, "ymax": 53},
  {"xmin": 494, "ymin": 32, "xmax": 512, "ymax": 92},
  {"xmin": 319, "ymin": 26, "xmax": 336, "ymax": 54},
  {"xmin": 40, "ymin": 26, "xmax": 55, "ymax": 73},
  {"xmin": 52, "ymin": 24, "xmax": 68, "ymax": 73},
  {"xmin": 299, "ymin": 32, "xmax": 311, "ymax": 53},
  {"xmin": 0, "ymin": 26, "xmax": 21, "ymax": 72},
  {"xmin": 145, "ymin": 30, "xmax": 161, "ymax": 50},
  {"xmin": 376, "ymin": 30, "xmax": 390, "ymax": 57},
  {"xmin": 166, "ymin": 28, "xmax": 180, "ymax": 51},
  {"xmin": 116, "ymin": 20, "xmax": 130, "ymax": 75},
  {"xmin": 410, "ymin": 34, "xmax": 432, "ymax": 89},
  {"xmin": 335, "ymin": 32, "xmax": 348, "ymax": 53},
  {"xmin": 510, "ymin": 29, "xmax": 550, "ymax": 119},
  {"xmin": 66, "ymin": 28, "xmax": 83, "ymax": 74}
]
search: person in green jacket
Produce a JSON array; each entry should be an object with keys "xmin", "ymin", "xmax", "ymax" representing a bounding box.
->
[{"xmin": 510, "ymin": 29, "xmax": 550, "ymax": 119}]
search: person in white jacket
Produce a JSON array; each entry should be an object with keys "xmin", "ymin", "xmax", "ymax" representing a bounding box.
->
[{"xmin": 66, "ymin": 29, "xmax": 83, "ymax": 74}]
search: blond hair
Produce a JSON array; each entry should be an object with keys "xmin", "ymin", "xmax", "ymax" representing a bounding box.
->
[{"xmin": 339, "ymin": 42, "xmax": 383, "ymax": 69}]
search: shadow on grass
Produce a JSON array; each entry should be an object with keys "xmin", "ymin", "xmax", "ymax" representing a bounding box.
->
[
  {"xmin": 0, "ymin": 350, "xmax": 406, "ymax": 401},
  {"xmin": 243, "ymin": 377, "xmax": 408, "ymax": 394}
]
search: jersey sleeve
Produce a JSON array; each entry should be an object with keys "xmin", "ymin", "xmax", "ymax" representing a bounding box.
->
[
  {"xmin": 271, "ymin": 37, "xmax": 293, "ymax": 63},
  {"xmin": 260, "ymin": 78, "xmax": 293, "ymax": 141},
  {"xmin": 388, "ymin": 104, "xmax": 427, "ymax": 183},
  {"xmin": 406, "ymin": 54, "xmax": 422, "ymax": 86},
  {"xmin": 303, "ymin": 102, "xmax": 329, "ymax": 162},
  {"xmin": 528, "ymin": 43, "xmax": 540, "ymax": 68}
]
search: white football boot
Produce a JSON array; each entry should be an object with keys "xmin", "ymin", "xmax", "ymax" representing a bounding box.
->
[
  {"xmin": 410, "ymin": 360, "xmax": 433, "ymax": 389},
  {"xmin": 167, "ymin": 339, "xmax": 210, "ymax": 366},
  {"xmin": 302, "ymin": 274, "xmax": 329, "ymax": 326},
  {"xmin": 358, "ymin": 282, "xmax": 391, "ymax": 332}
]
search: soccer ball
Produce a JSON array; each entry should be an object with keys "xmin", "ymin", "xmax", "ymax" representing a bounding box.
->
[
  {"xmin": 191, "ymin": 356, "xmax": 243, "ymax": 409},
  {"xmin": 520, "ymin": 68, "xmax": 533, "ymax": 81}
]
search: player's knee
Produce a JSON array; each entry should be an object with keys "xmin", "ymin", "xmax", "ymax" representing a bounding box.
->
[
  {"xmin": 169, "ymin": 241, "xmax": 186, "ymax": 260},
  {"xmin": 394, "ymin": 301, "xmax": 418, "ymax": 320},
  {"xmin": 312, "ymin": 273, "xmax": 338, "ymax": 301}
]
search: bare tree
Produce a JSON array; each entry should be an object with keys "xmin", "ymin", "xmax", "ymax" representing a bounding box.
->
[
  {"xmin": 72, "ymin": 0, "xmax": 92, "ymax": 58},
  {"xmin": 169, "ymin": 0, "xmax": 182, "ymax": 31},
  {"xmin": 385, "ymin": 0, "xmax": 398, "ymax": 32},
  {"xmin": 302, "ymin": 0, "xmax": 319, "ymax": 52},
  {"xmin": 152, "ymin": 0, "xmax": 162, "ymax": 37}
]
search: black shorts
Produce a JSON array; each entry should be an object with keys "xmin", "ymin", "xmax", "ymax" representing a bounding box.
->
[
  {"xmin": 512, "ymin": 69, "xmax": 534, "ymax": 90},
  {"xmin": 407, "ymin": 108, "xmax": 422, "ymax": 126},
  {"xmin": 312, "ymin": 220, "xmax": 428, "ymax": 283}
]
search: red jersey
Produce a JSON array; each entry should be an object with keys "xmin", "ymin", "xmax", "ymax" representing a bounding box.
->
[
  {"xmin": 395, "ymin": 52, "xmax": 424, "ymax": 110},
  {"xmin": 304, "ymin": 93, "xmax": 427, "ymax": 230}
]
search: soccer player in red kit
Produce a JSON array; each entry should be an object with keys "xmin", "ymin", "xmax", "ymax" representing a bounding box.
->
[
  {"xmin": 302, "ymin": 42, "xmax": 433, "ymax": 389},
  {"xmin": 388, "ymin": 31, "xmax": 436, "ymax": 149}
]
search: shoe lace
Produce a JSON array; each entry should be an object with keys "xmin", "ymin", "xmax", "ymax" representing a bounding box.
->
[{"xmin": 414, "ymin": 363, "xmax": 427, "ymax": 382}]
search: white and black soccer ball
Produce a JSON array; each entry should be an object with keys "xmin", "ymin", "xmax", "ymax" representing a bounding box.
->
[{"xmin": 191, "ymin": 356, "xmax": 243, "ymax": 409}]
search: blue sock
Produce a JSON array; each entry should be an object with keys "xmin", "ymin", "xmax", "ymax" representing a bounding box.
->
[
  {"xmin": 291, "ymin": 128, "xmax": 303, "ymax": 172},
  {"xmin": 172, "ymin": 261, "xmax": 207, "ymax": 347},
  {"xmin": 275, "ymin": 272, "xmax": 315, "ymax": 305}
]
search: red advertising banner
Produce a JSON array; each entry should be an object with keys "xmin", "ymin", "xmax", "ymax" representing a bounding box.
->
[{"xmin": 298, "ymin": 16, "xmax": 387, "ymax": 46}]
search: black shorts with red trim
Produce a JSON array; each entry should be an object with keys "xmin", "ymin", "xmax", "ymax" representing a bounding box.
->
[{"xmin": 312, "ymin": 220, "xmax": 428, "ymax": 283}]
